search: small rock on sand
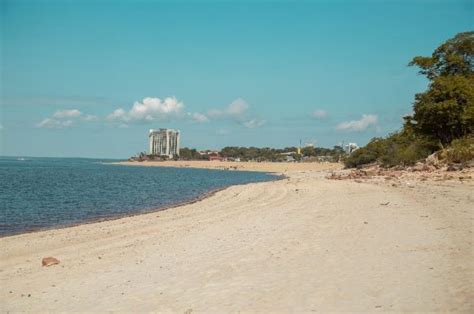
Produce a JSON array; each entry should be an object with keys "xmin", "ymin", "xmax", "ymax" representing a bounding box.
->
[{"xmin": 42, "ymin": 257, "xmax": 60, "ymax": 267}]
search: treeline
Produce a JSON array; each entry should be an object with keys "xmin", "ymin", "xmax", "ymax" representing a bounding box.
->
[
  {"xmin": 220, "ymin": 146, "xmax": 344, "ymax": 162},
  {"xmin": 178, "ymin": 148, "xmax": 208, "ymax": 160},
  {"xmin": 345, "ymin": 31, "xmax": 474, "ymax": 168},
  {"xmin": 178, "ymin": 146, "xmax": 345, "ymax": 162}
]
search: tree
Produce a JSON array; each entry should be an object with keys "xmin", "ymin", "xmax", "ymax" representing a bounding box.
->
[
  {"xmin": 409, "ymin": 31, "xmax": 473, "ymax": 80},
  {"xmin": 345, "ymin": 31, "xmax": 473, "ymax": 168},
  {"xmin": 179, "ymin": 147, "xmax": 205, "ymax": 160},
  {"xmin": 406, "ymin": 31, "xmax": 474, "ymax": 145}
]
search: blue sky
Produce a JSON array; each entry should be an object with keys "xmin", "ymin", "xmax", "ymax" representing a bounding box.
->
[{"xmin": 1, "ymin": 0, "xmax": 472, "ymax": 158}]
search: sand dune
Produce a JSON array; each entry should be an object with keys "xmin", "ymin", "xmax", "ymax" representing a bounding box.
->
[{"xmin": 1, "ymin": 162, "xmax": 472, "ymax": 312}]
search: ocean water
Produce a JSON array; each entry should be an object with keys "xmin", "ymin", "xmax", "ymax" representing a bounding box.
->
[{"xmin": 0, "ymin": 157, "xmax": 278, "ymax": 236}]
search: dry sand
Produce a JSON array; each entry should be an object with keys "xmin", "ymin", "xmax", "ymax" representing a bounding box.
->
[
  {"xmin": 1, "ymin": 161, "xmax": 473, "ymax": 312},
  {"xmin": 113, "ymin": 159, "xmax": 343, "ymax": 173}
]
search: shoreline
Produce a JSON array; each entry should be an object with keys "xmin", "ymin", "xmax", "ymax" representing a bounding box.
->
[
  {"xmin": 1, "ymin": 167, "xmax": 284, "ymax": 239},
  {"xmin": 112, "ymin": 160, "xmax": 343, "ymax": 174},
  {"xmin": 1, "ymin": 161, "xmax": 472, "ymax": 312},
  {"xmin": 0, "ymin": 185, "xmax": 228, "ymax": 239}
]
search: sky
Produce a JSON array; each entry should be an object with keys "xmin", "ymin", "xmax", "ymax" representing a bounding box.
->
[{"xmin": 1, "ymin": 0, "xmax": 472, "ymax": 158}]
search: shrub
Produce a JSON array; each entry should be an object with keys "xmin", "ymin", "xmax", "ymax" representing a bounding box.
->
[
  {"xmin": 440, "ymin": 135, "xmax": 474, "ymax": 164},
  {"xmin": 344, "ymin": 149, "xmax": 377, "ymax": 168},
  {"xmin": 344, "ymin": 131, "xmax": 439, "ymax": 168}
]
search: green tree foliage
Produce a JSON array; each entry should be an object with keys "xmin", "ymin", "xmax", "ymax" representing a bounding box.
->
[
  {"xmin": 408, "ymin": 32, "xmax": 473, "ymax": 80},
  {"xmin": 406, "ymin": 31, "xmax": 474, "ymax": 145},
  {"xmin": 179, "ymin": 147, "xmax": 207, "ymax": 160},
  {"xmin": 345, "ymin": 130, "xmax": 439, "ymax": 168},
  {"xmin": 219, "ymin": 146, "xmax": 343, "ymax": 162},
  {"xmin": 220, "ymin": 146, "xmax": 286, "ymax": 162},
  {"xmin": 346, "ymin": 31, "xmax": 474, "ymax": 168}
]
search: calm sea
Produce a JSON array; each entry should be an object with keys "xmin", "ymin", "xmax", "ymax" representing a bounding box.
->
[{"xmin": 0, "ymin": 157, "xmax": 278, "ymax": 236}]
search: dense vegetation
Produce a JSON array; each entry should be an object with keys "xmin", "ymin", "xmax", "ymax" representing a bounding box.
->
[
  {"xmin": 345, "ymin": 32, "xmax": 474, "ymax": 168},
  {"xmin": 176, "ymin": 146, "xmax": 345, "ymax": 162},
  {"xmin": 133, "ymin": 145, "xmax": 345, "ymax": 162},
  {"xmin": 219, "ymin": 146, "xmax": 344, "ymax": 162},
  {"xmin": 178, "ymin": 147, "xmax": 209, "ymax": 160}
]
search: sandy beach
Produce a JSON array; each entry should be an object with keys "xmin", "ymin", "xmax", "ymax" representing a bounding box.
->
[
  {"xmin": 1, "ymin": 161, "xmax": 473, "ymax": 312},
  {"xmin": 113, "ymin": 159, "xmax": 343, "ymax": 173}
]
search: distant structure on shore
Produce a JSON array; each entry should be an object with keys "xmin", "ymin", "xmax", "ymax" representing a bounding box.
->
[
  {"xmin": 344, "ymin": 142, "xmax": 359, "ymax": 155},
  {"xmin": 149, "ymin": 129, "xmax": 180, "ymax": 158}
]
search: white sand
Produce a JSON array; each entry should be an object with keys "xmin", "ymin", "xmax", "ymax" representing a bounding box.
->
[{"xmin": 1, "ymin": 161, "xmax": 472, "ymax": 312}]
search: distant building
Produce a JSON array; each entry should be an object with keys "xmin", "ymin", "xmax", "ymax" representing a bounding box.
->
[
  {"xmin": 345, "ymin": 142, "xmax": 359, "ymax": 155},
  {"xmin": 149, "ymin": 128, "xmax": 180, "ymax": 158},
  {"xmin": 209, "ymin": 155, "xmax": 224, "ymax": 161},
  {"xmin": 198, "ymin": 150, "xmax": 220, "ymax": 156}
]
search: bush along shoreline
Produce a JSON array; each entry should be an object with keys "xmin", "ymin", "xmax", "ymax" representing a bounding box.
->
[{"xmin": 345, "ymin": 32, "xmax": 474, "ymax": 169}]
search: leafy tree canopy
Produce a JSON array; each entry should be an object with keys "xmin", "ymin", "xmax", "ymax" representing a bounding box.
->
[
  {"xmin": 409, "ymin": 31, "xmax": 473, "ymax": 80},
  {"xmin": 346, "ymin": 31, "xmax": 474, "ymax": 168},
  {"xmin": 406, "ymin": 31, "xmax": 474, "ymax": 145}
]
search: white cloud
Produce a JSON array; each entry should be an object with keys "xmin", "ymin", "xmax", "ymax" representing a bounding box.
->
[
  {"xmin": 208, "ymin": 98, "xmax": 249, "ymax": 119},
  {"xmin": 312, "ymin": 109, "xmax": 328, "ymax": 119},
  {"xmin": 107, "ymin": 108, "xmax": 127, "ymax": 121},
  {"xmin": 37, "ymin": 108, "xmax": 97, "ymax": 128},
  {"xmin": 336, "ymin": 114, "xmax": 378, "ymax": 132},
  {"xmin": 53, "ymin": 109, "xmax": 82, "ymax": 119},
  {"xmin": 188, "ymin": 112, "xmax": 209, "ymax": 123},
  {"xmin": 106, "ymin": 96, "xmax": 264, "ymax": 128},
  {"xmin": 242, "ymin": 119, "xmax": 266, "ymax": 129},
  {"xmin": 108, "ymin": 97, "xmax": 184, "ymax": 123},
  {"xmin": 83, "ymin": 114, "xmax": 98, "ymax": 121},
  {"xmin": 37, "ymin": 118, "xmax": 74, "ymax": 129},
  {"xmin": 207, "ymin": 98, "xmax": 265, "ymax": 128},
  {"xmin": 227, "ymin": 98, "xmax": 249, "ymax": 116}
]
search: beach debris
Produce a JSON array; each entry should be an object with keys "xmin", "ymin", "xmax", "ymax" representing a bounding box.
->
[
  {"xmin": 42, "ymin": 257, "xmax": 60, "ymax": 267},
  {"xmin": 447, "ymin": 164, "xmax": 463, "ymax": 171},
  {"xmin": 327, "ymin": 162, "xmax": 473, "ymax": 184},
  {"xmin": 380, "ymin": 202, "xmax": 390, "ymax": 206}
]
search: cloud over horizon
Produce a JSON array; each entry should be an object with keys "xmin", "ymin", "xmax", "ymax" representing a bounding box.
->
[
  {"xmin": 37, "ymin": 118, "xmax": 74, "ymax": 129},
  {"xmin": 37, "ymin": 97, "xmax": 265, "ymax": 130},
  {"xmin": 53, "ymin": 109, "xmax": 82, "ymax": 119},
  {"xmin": 188, "ymin": 112, "xmax": 209, "ymax": 123},
  {"xmin": 207, "ymin": 98, "xmax": 249, "ymax": 119},
  {"xmin": 242, "ymin": 118, "xmax": 266, "ymax": 129},
  {"xmin": 311, "ymin": 109, "xmax": 328, "ymax": 119},
  {"xmin": 37, "ymin": 109, "xmax": 98, "ymax": 129},
  {"xmin": 336, "ymin": 114, "xmax": 378, "ymax": 132},
  {"xmin": 208, "ymin": 98, "xmax": 265, "ymax": 129},
  {"xmin": 107, "ymin": 97, "xmax": 184, "ymax": 123}
]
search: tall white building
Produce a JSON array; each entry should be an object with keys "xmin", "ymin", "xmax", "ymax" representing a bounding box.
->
[{"xmin": 149, "ymin": 129, "xmax": 180, "ymax": 158}]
